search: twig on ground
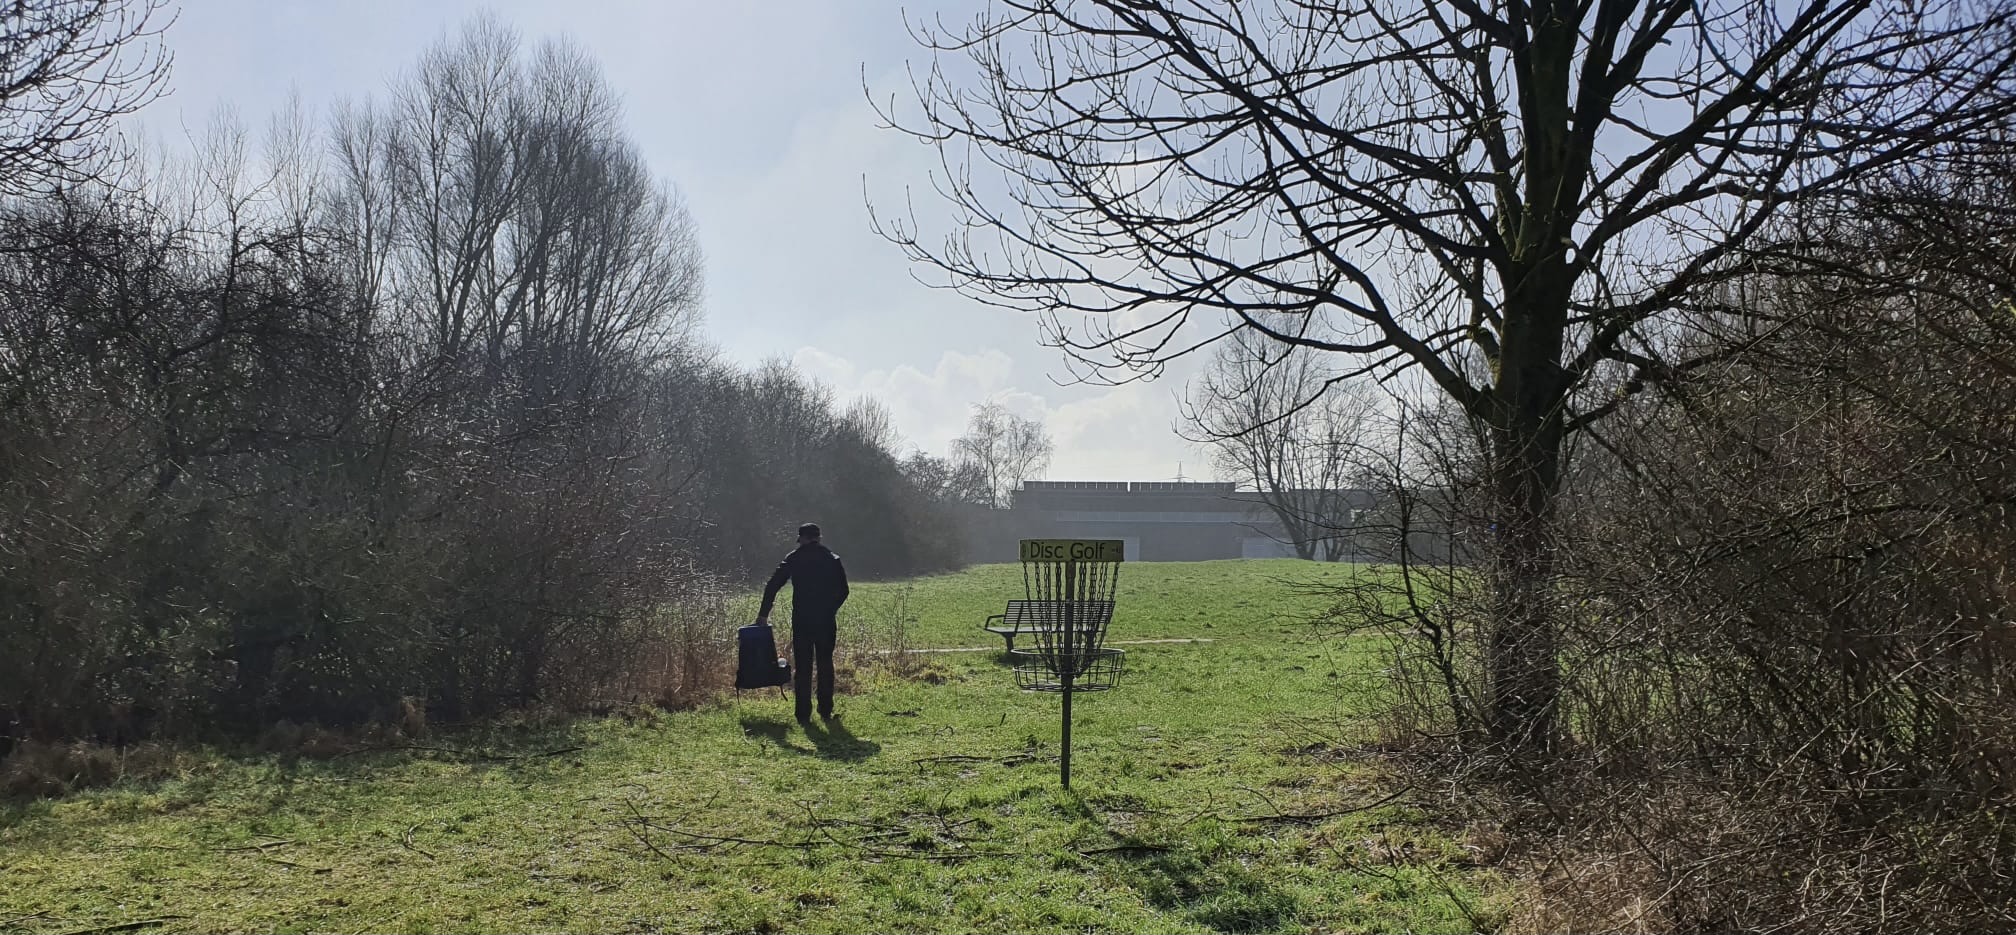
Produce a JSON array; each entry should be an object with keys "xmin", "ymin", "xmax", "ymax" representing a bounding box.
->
[
  {"xmin": 54, "ymin": 917, "xmax": 189, "ymax": 935},
  {"xmin": 618, "ymin": 813, "xmax": 679, "ymax": 861},
  {"xmin": 860, "ymin": 849, "xmax": 1000, "ymax": 862},
  {"xmin": 400, "ymin": 824, "xmax": 437, "ymax": 861},
  {"xmin": 646, "ymin": 826, "xmax": 805, "ymax": 849},
  {"xmin": 1079, "ymin": 843, "xmax": 1172, "ymax": 856},
  {"xmin": 621, "ymin": 797, "xmax": 809, "ymax": 855},
  {"xmin": 218, "ymin": 839, "xmax": 293, "ymax": 852},
  {"xmin": 799, "ymin": 804, "xmax": 999, "ymax": 861},
  {"xmin": 1423, "ymin": 866, "xmax": 1490, "ymax": 931},
  {"xmin": 257, "ymin": 857, "xmax": 331, "ymax": 873},
  {"xmin": 912, "ymin": 752, "xmax": 1049, "ymax": 769},
  {"xmin": 1222, "ymin": 787, "xmax": 1411, "ymax": 825},
  {"xmin": 335, "ymin": 744, "xmax": 584, "ymax": 762},
  {"xmin": 1, "ymin": 911, "xmax": 51, "ymax": 928}
]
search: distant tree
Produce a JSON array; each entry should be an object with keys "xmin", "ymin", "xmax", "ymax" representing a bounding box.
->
[
  {"xmin": 900, "ymin": 450, "xmax": 991, "ymax": 507},
  {"xmin": 1185, "ymin": 326, "xmax": 1378, "ymax": 561},
  {"xmin": 0, "ymin": 0, "xmax": 172, "ymax": 195},
  {"xmin": 842, "ymin": 397, "xmax": 901, "ymax": 452},
  {"xmin": 951, "ymin": 401, "xmax": 1052, "ymax": 508}
]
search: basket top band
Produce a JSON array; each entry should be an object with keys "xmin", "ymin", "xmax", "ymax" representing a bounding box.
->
[{"xmin": 1019, "ymin": 539, "xmax": 1125, "ymax": 563}]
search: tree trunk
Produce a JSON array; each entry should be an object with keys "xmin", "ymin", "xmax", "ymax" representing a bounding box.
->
[
  {"xmin": 1486, "ymin": 419, "xmax": 1564, "ymax": 756},
  {"xmin": 1483, "ymin": 291, "xmax": 1571, "ymax": 757}
]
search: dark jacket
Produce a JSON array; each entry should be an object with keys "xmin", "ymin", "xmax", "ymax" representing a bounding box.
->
[{"xmin": 759, "ymin": 542, "xmax": 850, "ymax": 626}]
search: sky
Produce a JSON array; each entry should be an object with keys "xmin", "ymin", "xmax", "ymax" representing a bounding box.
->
[{"xmin": 140, "ymin": 0, "xmax": 1214, "ymax": 482}]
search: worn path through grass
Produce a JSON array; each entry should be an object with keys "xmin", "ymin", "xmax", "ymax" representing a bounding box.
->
[{"xmin": 0, "ymin": 560, "xmax": 1504, "ymax": 933}]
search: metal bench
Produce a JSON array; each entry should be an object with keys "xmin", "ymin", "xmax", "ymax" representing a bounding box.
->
[{"xmin": 982, "ymin": 599, "xmax": 1116, "ymax": 653}]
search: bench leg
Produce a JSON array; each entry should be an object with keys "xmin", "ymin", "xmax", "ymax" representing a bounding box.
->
[{"xmin": 1003, "ymin": 634, "xmax": 1015, "ymax": 653}]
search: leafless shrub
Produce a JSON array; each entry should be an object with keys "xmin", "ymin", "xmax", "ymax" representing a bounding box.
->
[
  {"xmin": 0, "ymin": 740, "xmax": 193, "ymax": 799},
  {"xmin": 1431, "ymin": 174, "xmax": 2016, "ymax": 929},
  {"xmin": 1320, "ymin": 393, "xmax": 1497, "ymax": 751},
  {"xmin": 1323, "ymin": 159, "xmax": 2016, "ymax": 928},
  {"xmin": 843, "ymin": 583, "xmax": 943, "ymax": 681},
  {"xmin": 580, "ymin": 569, "xmax": 737, "ymax": 712}
]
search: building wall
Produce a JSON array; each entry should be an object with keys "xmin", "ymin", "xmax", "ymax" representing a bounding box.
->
[{"xmin": 952, "ymin": 481, "xmax": 1333, "ymax": 563}]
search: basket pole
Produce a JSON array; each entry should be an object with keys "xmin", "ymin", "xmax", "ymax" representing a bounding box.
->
[
  {"xmin": 1061, "ymin": 557, "xmax": 1075, "ymax": 789},
  {"xmin": 1061, "ymin": 671, "xmax": 1074, "ymax": 789}
]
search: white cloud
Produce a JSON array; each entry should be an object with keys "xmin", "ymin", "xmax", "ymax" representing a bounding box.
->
[
  {"xmin": 1045, "ymin": 379, "xmax": 1203, "ymax": 480},
  {"xmin": 793, "ymin": 346, "xmax": 1035, "ymax": 452},
  {"xmin": 793, "ymin": 346, "xmax": 1206, "ymax": 481}
]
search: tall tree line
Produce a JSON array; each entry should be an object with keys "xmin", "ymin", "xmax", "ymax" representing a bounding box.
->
[{"xmin": 0, "ymin": 12, "xmax": 960, "ymax": 748}]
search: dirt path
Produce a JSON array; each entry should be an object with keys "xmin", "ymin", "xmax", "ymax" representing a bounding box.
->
[{"xmin": 868, "ymin": 637, "xmax": 1216, "ymax": 655}]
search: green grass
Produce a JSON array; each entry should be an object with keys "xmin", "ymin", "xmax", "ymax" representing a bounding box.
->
[{"xmin": 0, "ymin": 560, "xmax": 1504, "ymax": 933}]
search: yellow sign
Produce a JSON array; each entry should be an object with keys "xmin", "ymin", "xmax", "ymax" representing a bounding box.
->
[{"xmin": 1019, "ymin": 539, "xmax": 1126, "ymax": 563}]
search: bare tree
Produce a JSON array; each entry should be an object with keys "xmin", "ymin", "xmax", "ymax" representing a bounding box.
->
[
  {"xmin": 334, "ymin": 15, "xmax": 702, "ymax": 392},
  {"xmin": 879, "ymin": 0, "xmax": 2016, "ymax": 754},
  {"xmin": 0, "ymin": 0, "xmax": 172, "ymax": 195},
  {"xmin": 900, "ymin": 450, "xmax": 992, "ymax": 507},
  {"xmin": 952, "ymin": 401, "xmax": 1053, "ymax": 508},
  {"xmin": 1186, "ymin": 326, "xmax": 1379, "ymax": 561},
  {"xmin": 842, "ymin": 396, "xmax": 902, "ymax": 452}
]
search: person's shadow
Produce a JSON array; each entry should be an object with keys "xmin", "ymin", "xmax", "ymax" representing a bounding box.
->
[
  {"xmin": 737, "ymin": 715, "xmax": 880, "ymax": 762},
  {"xmin": 739, "ymin": 715, "xmax": 812, "ymax": 753},
  {"xmin": 803, "ymin": 717, "xmax": 881, "ymax": 762}
]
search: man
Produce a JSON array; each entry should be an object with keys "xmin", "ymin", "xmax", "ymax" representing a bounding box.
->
[{"xmin": 756, "ymin": 522, "xmax": 850, "ymax": 723}]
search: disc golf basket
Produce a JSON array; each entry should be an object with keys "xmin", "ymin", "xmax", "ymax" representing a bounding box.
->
[{"xmin": 1010, "ymin": 539, "xmax": 1125, "ymax": 789}]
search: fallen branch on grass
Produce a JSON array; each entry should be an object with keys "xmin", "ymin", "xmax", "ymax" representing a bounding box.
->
[
  {"xmin": 911, "ymin": 752, "xmax": 1050, "ymax": 769},
  {"xmin": 255, "ymin": 856, "xmax": 331, "ymax": 873},
  {"xmin": 401, "ymin": 824, "xmax": 437, "ymax": 861},
  {"xmin": 619, "ymin": 797, "xmax": 810, "ymax": 854},
  {"xmin": 643, "ymin": 825, "xmax": 804, "ymax": 850},
  {"xmin": 335, "ymin": 744, "xmax": 584, "ymax": 762},
  {"xmin": 1221, "ymin": 787, "xmax": 1411, "ymax": 826},
  {"xmin": 802, "ymin": 805, "xmax": 1005, "ymax": 862},
  {"xmin": 54, "ymin": 917, "xmax": 190, "ymax": 935},
  {"xmin": 1078, "ymin": 843, "xmax": 1172, "ymax": 856},
  {"xmin": 108, "ymin": 839, "xmax": 298, "ymax": 854}
]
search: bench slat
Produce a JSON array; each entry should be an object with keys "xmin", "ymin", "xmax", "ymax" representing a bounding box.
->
[{"xmin": 982, "ymin": 599, "xmax": 1114, "ymax": 636}]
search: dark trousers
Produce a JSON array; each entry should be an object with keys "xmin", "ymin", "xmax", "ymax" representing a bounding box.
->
[{"xmin": 792, "ymin": 621, "xmax": 836, "ymax": 719}]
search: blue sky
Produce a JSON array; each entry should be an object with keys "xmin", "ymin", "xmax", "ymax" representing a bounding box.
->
[{"xmin": 139, "ymin": 0, "xmax": 1209, "ymax": 481}]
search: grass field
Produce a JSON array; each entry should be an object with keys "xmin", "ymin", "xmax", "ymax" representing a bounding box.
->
[{"xmin": 0, "ymin": 560, "xmax": 1504, "ymax": 933}]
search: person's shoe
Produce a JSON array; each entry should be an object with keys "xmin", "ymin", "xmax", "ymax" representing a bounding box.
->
[
  {"xmin": 818, "ymin": 710, "xmax": 836, "ymax": 722},
  {"xmin": 795, "ymin": 712, "xmax": 813, "ymax": 726}
]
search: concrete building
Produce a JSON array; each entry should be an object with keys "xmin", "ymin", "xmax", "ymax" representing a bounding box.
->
[{"xmin": 957, "ymin": 480, "xmax": 1377, "ymax": 563}]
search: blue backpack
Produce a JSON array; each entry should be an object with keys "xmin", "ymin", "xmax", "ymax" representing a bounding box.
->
[{"xmin": 735, "ymin": 623, "xmax": 791, "ymax": 689}]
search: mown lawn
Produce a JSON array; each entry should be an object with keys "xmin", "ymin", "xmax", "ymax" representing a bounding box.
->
[{"xmin": 0, "ymin": 560, "xmax": 1504, "ymax": 933}]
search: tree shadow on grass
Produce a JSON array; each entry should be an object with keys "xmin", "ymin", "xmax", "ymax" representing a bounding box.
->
[
  {"xmin": 1090, "ymin": 845, "xmax": 1306, "ymax": 933},
  {"xmin": 1079, "ymin": 802, "xmax": 1309, "ymax": 934}
]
